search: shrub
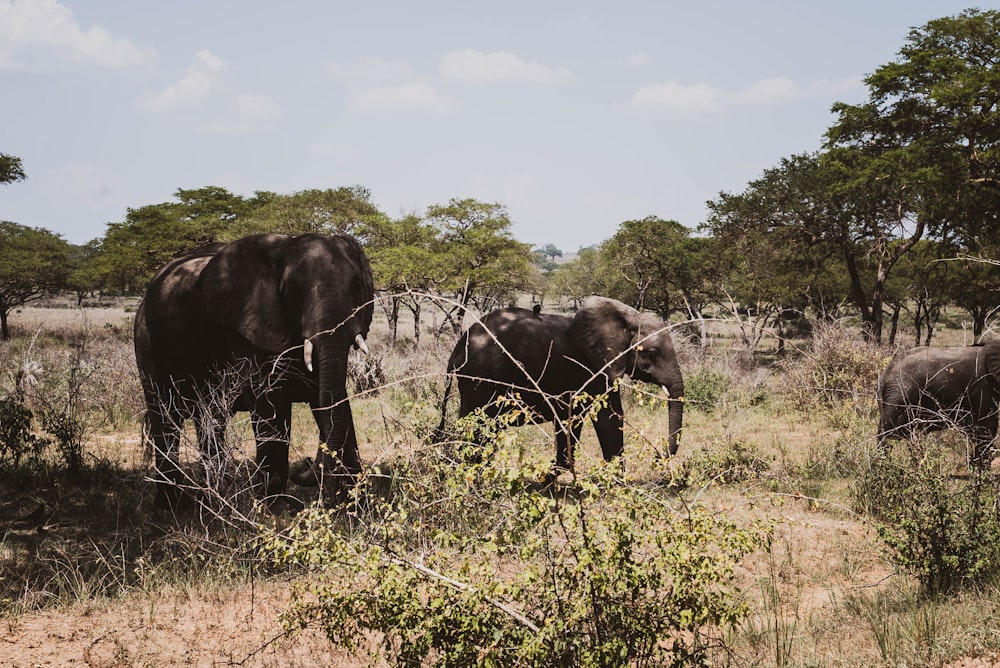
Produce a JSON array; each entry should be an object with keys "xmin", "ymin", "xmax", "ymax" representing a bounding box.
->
[
  {"xmin": 266, "ymin": 439, "xmax": 766, "ymax": 667},
  {"xmin": 781, "ymin": 319, "xmax": 890, "ymax": 425},
  {"xmin": 681, "ymin": 439, "xmax": 773, "ymax": 486},
  {"xmin": 684, "ymin": 367, "xmax": 729, "ymax": 413},
  {"xmin": 0, "ymin": 396, "xmax": 48, "ymax": 467},
  {"xmin": 855, "ymin": 442, "xmax": 1000, "ymax": 595}
]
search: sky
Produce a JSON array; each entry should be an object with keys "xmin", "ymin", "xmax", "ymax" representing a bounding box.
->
[{"xmin": 0, "ymin": 0, "xmax": 991, "ymax": 251}]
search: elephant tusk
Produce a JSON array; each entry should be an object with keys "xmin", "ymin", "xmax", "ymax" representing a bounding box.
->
[
  {"xmin": 354, "ymin": 333, "xmax": 369, "ymax": 355},
  {"xmin": 303, "ymin": 338, "xmax": 314, "ymax": 372},
  {"xmin": 661, "ymin": 385, "xmax": 671, "ymax": 397}
]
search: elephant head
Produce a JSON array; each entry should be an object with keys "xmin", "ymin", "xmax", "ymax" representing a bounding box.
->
[
  {"xmin": 567, "ymin": 297, "xmax": 684, "ymax": 455},
  {"xmin": 198, "ymin": 233, "xmax": 375, "ymax": 487}
]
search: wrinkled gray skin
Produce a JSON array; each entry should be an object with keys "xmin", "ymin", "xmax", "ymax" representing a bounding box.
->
[
  {"xmin": 134, "ymin": 234, "xmax": 374, "ymax": 510},
  {"xmin": 877, "ymin": 342, "xmax": 1000, "ymax": 468},
  {"xmin": 437, "ymin": 297, "xmax": 684, "ymax": 480}
]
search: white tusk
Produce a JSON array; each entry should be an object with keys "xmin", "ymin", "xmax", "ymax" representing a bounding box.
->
[
  {"xmin": 354, "ymin": 333, "xmax": 369, "ymax": 355},
  {"xmin": 661, "ymin": 385, "xmax": 671, "ymax": 397},
  {"xmin": 303, "ymin": 338, "xmax": 314, "ymax": 372}
]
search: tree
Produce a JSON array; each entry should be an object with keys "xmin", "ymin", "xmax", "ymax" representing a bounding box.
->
[
  {"xmin": 0, "ymin": 153, "xmax": 26, "ymax": 185},
  {"xmin": 824, "ymin": 9, "xmax": 1000, "ymax": 340},
  {"xmin": 600, "ymin": 217, "xmax": 697, "ymax": 319},
  {"xmin": 364, "ymin": 213, "xmax": 443, "ymax": 345},
  {"xmin": 97, "ymin": 186, "xmax": 267, "ymax": 294},
  {"xmin": 426, "ymin": 199, "xmax": 533, "ymax": 332},
  {"xmin": 548, "ymin": 246, "xmax": 608, "ymax": 309},
  {"xmin": 65, "ymin": 240, "xmax": 105, "ymax": 305},
  {"xmin": 945, "ymin": 250, "xmax": 1000, "ymax": 339},
  {"xmin": 0, "ymin": 222, "xmax": 71, "ymax": 340},
  {"xmin": 232, "ymin": 186, "xmax": 380, "ymax": 238}
]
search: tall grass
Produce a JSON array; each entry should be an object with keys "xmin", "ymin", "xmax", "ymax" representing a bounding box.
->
[{"xmin": 4, "ymin": 303, "xmax": 1000, "ymax": 665}]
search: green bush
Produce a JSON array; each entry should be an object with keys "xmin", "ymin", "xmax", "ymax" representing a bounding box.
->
[
  {"xmin": 683, "ymin": 367, "xmax": 729, "ymax": 413},
  {"xmin": 0, "ymin": 396, "xmax": 48, "ymax": 467},
  {"xmin": 266, "ymin": 441, "xmax": 766, "ymax": 667},
  {"xmin": 680, "ymin": 439, "xmax": 773, "ymax": 486},
  {"xmin": 855, "ymin": 444, "xmax": 1000, "ymax": 595}
]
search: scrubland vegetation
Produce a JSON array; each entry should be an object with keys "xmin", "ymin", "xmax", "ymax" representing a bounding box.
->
[
  {"xmin": 2, "ymin": 300, "xmax": 1000, "ymax": 667},
  {"xmin": 5, "ymin": 8, "xmax": 1000, "ymax": 666}
]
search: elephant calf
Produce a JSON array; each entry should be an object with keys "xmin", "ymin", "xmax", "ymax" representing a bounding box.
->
[
  {"xmin": 877, "ymin": 341, "xmax": 1000, "ymax": 468},
  {"xmin": 436, "ymin": 296, "xmax": 684, "ymax": 482}
]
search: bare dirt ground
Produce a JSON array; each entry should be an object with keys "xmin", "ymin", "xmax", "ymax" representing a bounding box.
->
[{"xmin": 3, "ymin": 584, "xmax": 362, "ymax": 667}]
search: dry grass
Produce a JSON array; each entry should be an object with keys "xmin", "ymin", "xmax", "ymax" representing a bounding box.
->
[{"xmin": 2, "ymin": 302, "xmax": 1000, "ymax": 666}]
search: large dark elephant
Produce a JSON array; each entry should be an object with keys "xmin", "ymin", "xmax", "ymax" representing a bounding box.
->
[
  {"xmin": 436, "ymin": 297, "xmax": 684, "ymax": 481},
  {"xmin": 877, "ymin": 341, "xmax": 1000, "ymax": 468},
  {"xmin": 134, "ymin": 233, "xmax": 375, "ymax": 509}
]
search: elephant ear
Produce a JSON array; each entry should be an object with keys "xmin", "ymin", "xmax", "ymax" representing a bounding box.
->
[
  {"xmin": 984, "ymin": 341, "xmax": 1000, "ymax": 384},
  {"xmin": 197, "ymin": 237, "xmax": 297, "ymax": 353},
  {"xmin": 567, "ymin": 296, "xmax": 642, "ymax": 378}
]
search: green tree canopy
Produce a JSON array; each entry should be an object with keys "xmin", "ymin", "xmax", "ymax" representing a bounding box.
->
[
  {"xmin": 0, "ymin": 221, "xmax": 72, "ymax": 339},
  {"xmin": 96, "ymin": 186, "xmax": 269, "ymax": 294},
  {"xmin": 232, "ymin": 186, "xmax": 381, "ymax": 238},
  {"xmin": 0, "ymin": 153, "xmax": 26, "ymax": 185},
  {"xmin": 547, "ymin": 246, "xmax": 608, "ymax": 309},
  {"xmin": 822, "ymin": 8, "xmax": 1000, "ymax": 339},
  {"xmin": 426, "ymin": 198, "xmax": 533, "ymax": 330},
  {"xmin": 601, "ymin": 216, "xmax": 682, "ymax": 318}
]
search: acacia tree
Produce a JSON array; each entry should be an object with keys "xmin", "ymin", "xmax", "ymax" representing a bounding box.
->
[
  {"xmin": 0, "ymin": 222, "xmax": 71, "ymax": 340},
  {"xmin": 232, "ymin": 186, "xmax": 380, "ymax": 238},
  {"xmin": 946, "ymin": 250, "xmax": 1000, "ymax": 339},
  {"xmin": 601, "ymin": 217, "xmax": 687, "ymax": 319},
  {"xmin": 426, "ymin": 199, "xmax": 533, "ymax": 332},
  {"xmin": 548, "ymin": 246, "xmax": 608, "ymax": 309},
  {"xmin": 97, "ymin": 186, "xmax": 269, "ymax": 294},
  {"xmin": 1, "ymin": 153, "xmax": 26, "ymax": 185},
  {"xmin": 706, "ymin": 154, "xmax": 853, "ymax": 351},
  {"xmin": 364, "ymin": 213, "xmax": 442, "ymax": 346},
  {"xmin": 825, "ymin": 9, "xmax": 1000, "ymax": 340}
]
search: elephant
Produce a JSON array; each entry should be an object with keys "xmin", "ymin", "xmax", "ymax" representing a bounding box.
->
[
  {"xmin": 133, "ymin": 233, "xmax": 375, "ymax": 510},
  {"xmin": 435, "ymin": 296, "xmax": 684, "ymax": 481},
  {"xmin": 877, "ymin": 341, "xmax": 1000, "ymax": 468}
]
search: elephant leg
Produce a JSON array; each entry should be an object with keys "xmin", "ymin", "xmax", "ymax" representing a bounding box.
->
[
  {"xmin": 593, "ymin": 390, "xmax": 625, "ymax": 461},
  {"xmin": 147, "ymin": 395, "xmax": 186, "ymax": 511},
  {"xmin": 253, "ymin": 400, "xmax": 292, "ymax": 498},
  {"xmin": 969, "ymin": 416, "xmax": 996, "ymax": 471},
  {"xmin": 543, "ymin": 401, "xmax": 582, "ymax": 487}
]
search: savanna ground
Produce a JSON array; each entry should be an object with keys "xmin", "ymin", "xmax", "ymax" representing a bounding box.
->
[{"xmin": 2, "ymin": 299, "xmax": 1000, "ymax": 667}]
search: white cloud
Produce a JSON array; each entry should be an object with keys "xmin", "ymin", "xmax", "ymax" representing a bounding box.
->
[
  {"xmin": 622, "ymin": 53, "xmax": 653, "ymax": 69},
  {"xmin": 728, "ymin": 76, "xmax": 801, "ymax": 105},
  {"xmin": 327, "ymin": 57, "xmax": 413, "ymax": 85},
  {"xmin": 349, "ymin": 83, "xmax": 460, "ymax": 115},
  {"xmin": 200, "ymin": 93, "xmax": 280, "ymax": 133},
  {"xmin": 630, "ymin": 81, "xmax": 725, "ymax": 119},
  {"xmin": 630, "ymin": 75, "xmax": 862, "ymax": 119},
  {"xmin": 441, "ymin": 49, "xmax": 576, "ymax": 85},
  {"xmin": 137, "ymin": 49, "xmax": 228, "ymax": 113},
  {"xmin": 0, "ymin": 0, "xmax": 153, "ymax": 70}
]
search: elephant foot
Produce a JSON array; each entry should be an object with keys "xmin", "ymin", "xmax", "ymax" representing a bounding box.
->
[
  {"xmin": 264, "ymin": 494, "xmax": 305, "ymax": 516},
  {"xmin": 540, "ymin": 464, "xmax": 571, "ymax": 488},
  {"xmin": 289, "ymin": 457, "xmax": 321, "ymax": 487},
  {"xmin": 152, "ymin": 484, "xmax": 193, "ymax": 515}
]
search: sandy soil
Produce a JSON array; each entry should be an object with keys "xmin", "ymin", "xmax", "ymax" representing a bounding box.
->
[{"xmin": 2, "ymin": 585, "xmax": 365, "ymax": 668}]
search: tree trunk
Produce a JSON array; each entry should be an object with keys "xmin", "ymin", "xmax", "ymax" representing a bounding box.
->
[{"xmin": 887, "ymin": 303, "xmax": 901, "ymax": 346}]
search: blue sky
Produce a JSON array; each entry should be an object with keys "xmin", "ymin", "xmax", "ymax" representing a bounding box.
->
[{"xmin": 0, "ymin": 1, "xmax": 989, "ymax": 250}]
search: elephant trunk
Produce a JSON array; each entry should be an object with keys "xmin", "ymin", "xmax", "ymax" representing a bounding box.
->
[
  {"xmin": 290, "ymin": 337, "xmax": 361, "ymax": 489},
  {"xmin": 665, "ymin": 379, "xmax": 684, "ymax": 456}
]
